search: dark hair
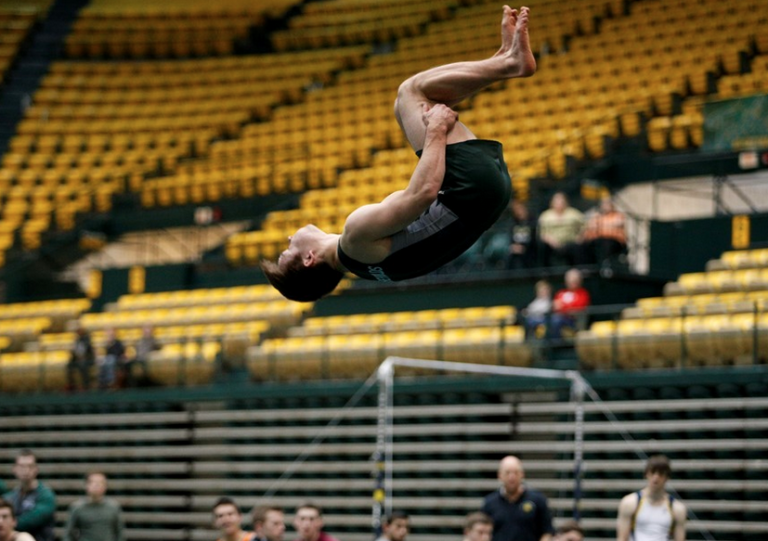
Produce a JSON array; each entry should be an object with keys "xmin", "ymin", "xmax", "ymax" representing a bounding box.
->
[
  {"xmin": 382, "ymin": 511, "xmax": 409, "ymax": 525},
  {"xmin": 464, "ymin": 512, "xmax": 492, "ymax": 532},
  {"xmin": 556, "ymin": 520, "xmax": 584, "ymax": 536},
  {"xmin": 253, "ymin": 505, "xmax": 283, "ymax": 525},
  {"xmin": 296, "ymin": 502, "xmax": 322, "ymax": 516},
  {"xmin": 645, "ymin": 454, "xmax": 671, "ymax": 477},
  {"xmin": 261, "ymin": 259, "xmax": 343, "ymax": 302},
  {"xmin": 15, "ymin": 449, "xmax": 37, "ymax": 464},
  {"xmin": 213, "ymin": 497, "xmax": 241, "ymax": 514},
  {"xmin": 0, "ymin": 498, "xmax": 14, "ymax": 518}
]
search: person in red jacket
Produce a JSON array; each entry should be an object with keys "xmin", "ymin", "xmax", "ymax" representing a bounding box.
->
[{"xmin": 551, "ymin": 268, "xmax": 591, "ymax": 338}]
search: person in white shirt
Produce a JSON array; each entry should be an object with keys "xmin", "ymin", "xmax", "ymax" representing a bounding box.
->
[{"xmin": 616, "ymin": 455, "xmax": 687, "ymax": 541}]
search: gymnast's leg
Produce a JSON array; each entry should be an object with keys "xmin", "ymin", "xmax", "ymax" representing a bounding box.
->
[{"xmin": 394, "ymin": 5, "xmax": 537, "ymax": 151}]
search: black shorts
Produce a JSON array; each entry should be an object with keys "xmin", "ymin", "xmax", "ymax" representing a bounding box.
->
[{"xmin": 418, "ymin": 138, "xmax": 512, "ymax": 231}]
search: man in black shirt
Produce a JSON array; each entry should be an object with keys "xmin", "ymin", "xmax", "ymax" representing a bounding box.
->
[{"xmin": 481, "ymin": 456, "xmax": 554, "ymax": 541}]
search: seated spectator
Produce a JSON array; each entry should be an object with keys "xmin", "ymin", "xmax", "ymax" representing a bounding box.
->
[
  {"xmin": 537, "ymin": 192, "xmax": 584, "ymax": 267},
  {"xmin": 581, "ymin": 195, "xmax": 626, "ymax": 265},
  {"xmin": 122, "ymin": 325, "xmax": 158, "ymax": 387},
  {"xmin": 522, "ymin": 280, "xmax": 552, "ymax": 339},
  {"xmin": 67, "ymin": 327, "xmax": 95, "ymax": 391},
  {"xmin": 553, "ymin": 520, "xmax": 584, "ymax": 541},
  {"xmin": 98, "ymin": 329, "xmax": 125, "ymax": 390},
  {"xmin": 507, "ymin": 200, "xmax": 537, "ymax": 270},
  {"xmin": 551, "ymin": 268, "xmax": 591, "ymax": 339}
]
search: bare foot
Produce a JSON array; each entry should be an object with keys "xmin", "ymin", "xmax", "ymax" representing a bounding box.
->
[{"xmin": 497, "ymin": 5, "xmax": 537, "ymax": 77}]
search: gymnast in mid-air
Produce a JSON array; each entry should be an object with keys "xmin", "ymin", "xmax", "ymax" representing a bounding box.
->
[{"xmin": 263, "ymin": 6, "xmax": 537, "ymax": 301}]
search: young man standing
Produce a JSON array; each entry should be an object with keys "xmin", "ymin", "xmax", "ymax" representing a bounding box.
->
[
  {"xmin": 2, "ymin": 450, "xmax": 56, "ymax": 541},
  {"xmin": 0, "ymin": 499, "xmax": 34, "ymax": 541},
  {"xmin": 375, "ymin": 511, "xmax": 410, "ymax": 541},
  {"xmin": 616, "ymin": 455, "xmax": 687, "ymax": 541},
  {"xmin": 63, "ymin": 472, "xmax": 124, "ymax": 541},
  {"xmin": 552, "ymin": 520, "xmax": 583, "ymax": 541},
  {"xmin": 462, "ymin": 512, "xmax": 493, "ymax": 541},
  {"xmin": 252, "ymin": 506, "xmax": 285, "ymax": 541},
  {"xmin": 293, "ymin": 504, "xmax": 340, "ymax": 541},
  {"xmin": 213, "ymin": 497, "xmax": 254, "ymax": 541}
]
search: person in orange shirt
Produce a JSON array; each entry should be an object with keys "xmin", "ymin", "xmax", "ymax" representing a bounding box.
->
[
  {"xmin": 581, "ymin": 196, "xmax": 626, "ymax": 265},
  {"xmin": 213, "ymin": 497, "xmax": 255, "ymax": 541}
]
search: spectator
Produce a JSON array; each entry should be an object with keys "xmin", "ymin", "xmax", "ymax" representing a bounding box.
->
[
  {"xmin": 63, "ymin": 472, "xmax": 124, "ymax": 541},
  {"xmin": 212, "ymin": 497, "xmax": 254, "ymax": 541},
  {"xmin": 550, "ymin": 269, "xmax": 591, "ymax": 339},
  {"xmin": 581, "ymin": 196, "xmax": 626, "ymax": 265},
  {"xmin": 522, "ymin": 280, "xmax": 553, "ymax": 339},
  {"xmin": 98, "ymin": 329, "xmax": 125, "ymax": 390},
  {"xmin": 508, "ymin": 200, "xmax": 537, "ymax": 269},
  {"xmin": 616, "ymin": 455, "xmax": 686, "ymax": 541},
  {"xmin": 2, "ymin": 450, "xmax": 56, "ymax": 541},
  {"xmin": 67, "ymin": 327, "xmax": 95, "ymax": 391},
  {"xmin": 252, "ymin": 506, "xmax": 285, "ymax": 541},
  {"xmin": 462, "ymin": 512, "xmax": 493, "ymax": 541},
  {"xmin": 293, "ymin": 504, "xmax": 340, "ymax": 541},
  {"xmin": 481, "ymin": 456, "xmax": 554, "ymax": 541},
  {"xmin": 0, "ymin": 498, "xmax": 34, "ymax": 541},
  {"xmin": 122, "ymin": 325, "xmax": 158, "ymax": 387},
  {"xmin": 537, "ymin": 192, "xmax": 584, "ymax": 267},
  {"xmin": 553, "ymin": 520, "xmax": 583, "ymax": 541},
  {"xmin": 375, "ymin": 511, "xmax": 409, "ymax": 541}
]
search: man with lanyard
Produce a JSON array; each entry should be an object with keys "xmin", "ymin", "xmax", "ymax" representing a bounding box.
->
[
  {"xmin": 616, "ymin": 455, "xmax": 687, "ymax": 541},
  {"xmin": 481, "ymin": 455, "xmax": 554, "ymax": 541},
  {"xmin": 2, "ymin": 450, "xmax": 55, "ymax": 541}
]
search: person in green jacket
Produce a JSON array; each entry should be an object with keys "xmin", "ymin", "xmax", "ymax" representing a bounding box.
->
[
  {"xmin": 2, "ymin": 450, "xmax": 56, "ymax": 541},
  {"xmin": 63, "ymin": 472, "xmax": 124, "ymax": 541}
]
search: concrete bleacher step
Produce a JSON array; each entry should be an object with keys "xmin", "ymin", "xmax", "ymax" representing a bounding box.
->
[{"xmin": 4, "ymin": 390, "xmax": 768, "ymax": 540}]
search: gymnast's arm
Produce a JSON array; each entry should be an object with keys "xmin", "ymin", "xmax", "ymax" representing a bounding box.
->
[{"xmin": 340, "ymin": 104, "xmax": 455, "ymax": 255}]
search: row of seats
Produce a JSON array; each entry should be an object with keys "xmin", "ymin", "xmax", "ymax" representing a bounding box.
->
[
  {"xmin": 665, "ymin": 268, "xmax": 768, "ymax": 295},
  {"xmin": 290, "ymin": 306, "xmax": 517, "ymax": 337},
  {"xmin": 1, "ymin": 36, "xmax": 367, "ymax": 262},
  {"xmin": 577, "ymin": 247, "xmax": 768, "ymax": 369},
  {"xmin": 79, "ymin": 301, "xmax": 306, "ymax": 331},
  {"xmin": 624, "ymin": 290, "xmax": 767, "ymax": 319},
  {"xmin": 63, "ymin": 0, "xmax": 300, "ymax": 59},
  {"xmin": 0, "ymin": 2, "xmax": 51, "ymax": 83},
  {"xmin": 709, "ymin": 247, "xmax": 768, "ymax": 271},
  {"xmin": 577, "ymin": 312, "xmax": 766, "ymax": 369},
  {"xmin": 249, "ymin": 326, "xmax": 530, "ymax": 382},
  {"xmin": 272, "ymin": 0, "xmax": 454, "ymax": 51}
]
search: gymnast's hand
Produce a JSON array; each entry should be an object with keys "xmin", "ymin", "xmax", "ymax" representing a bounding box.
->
[{"xmin": 422, "ymin": 103, "xmax": 458, "ymax": 134}]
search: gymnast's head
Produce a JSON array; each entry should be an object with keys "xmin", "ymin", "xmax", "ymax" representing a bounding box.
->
[{"xmin": 261, "ymin": 225, "xmax": 344, "ymax": 302}]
